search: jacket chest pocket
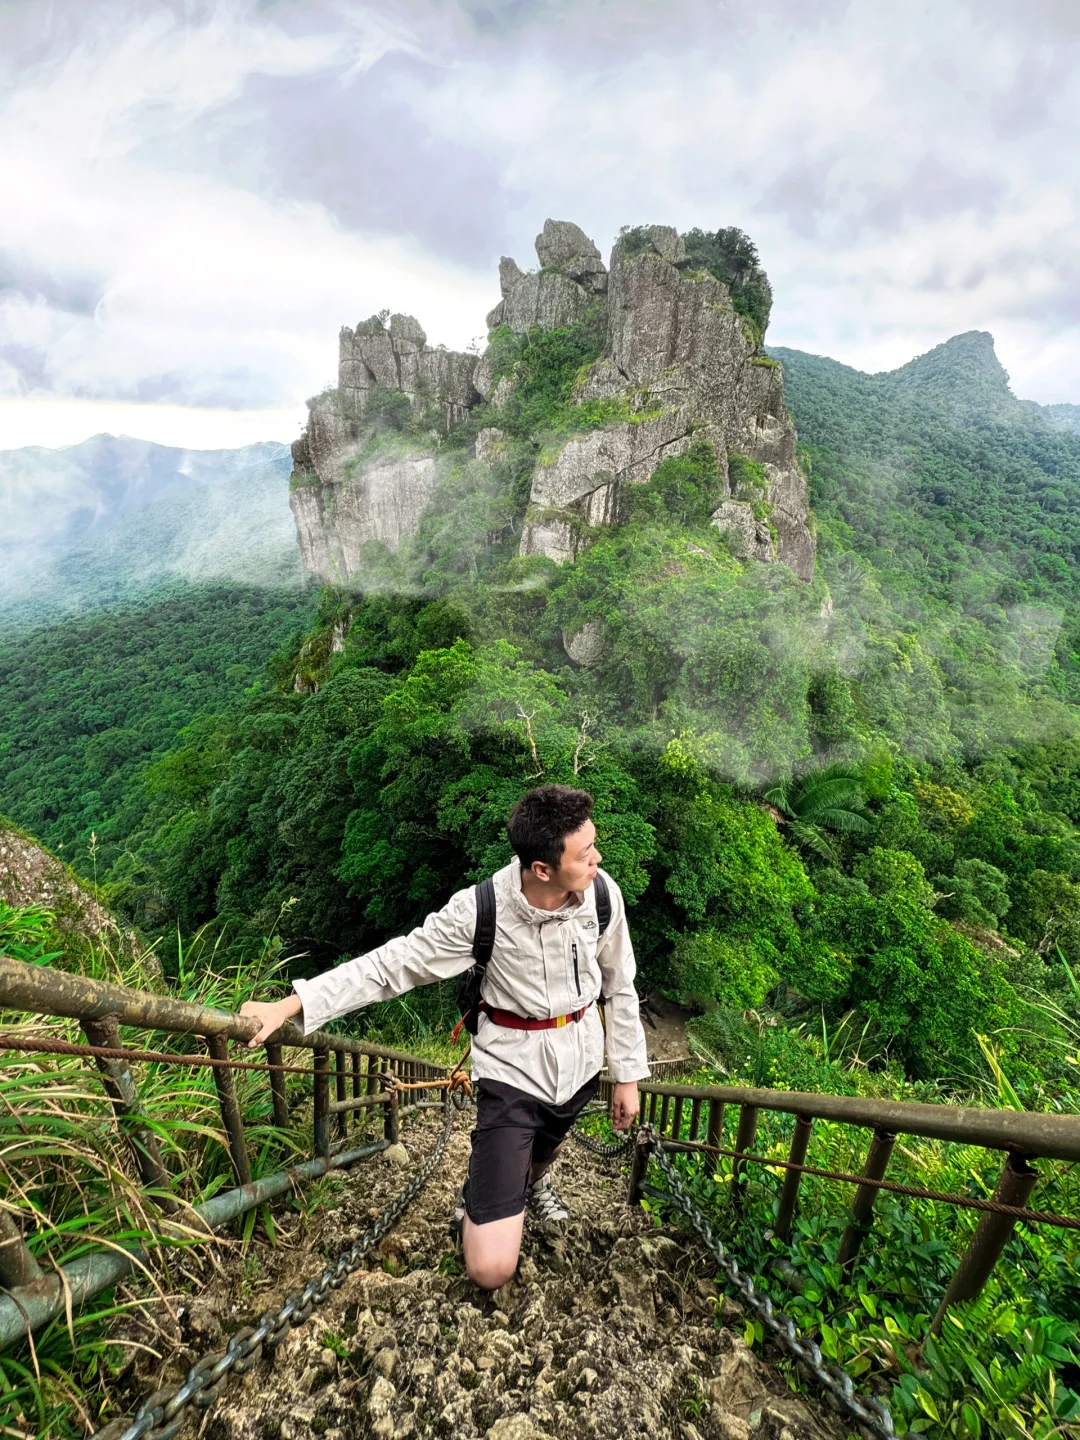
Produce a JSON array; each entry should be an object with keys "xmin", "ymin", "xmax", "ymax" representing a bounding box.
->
[{"xmin": 573, "ymin": 921, "xmax": 600, "ymax": 996}]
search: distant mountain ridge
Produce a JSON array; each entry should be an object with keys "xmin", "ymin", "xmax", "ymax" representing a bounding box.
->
[{"xmin": 0, "ymin": 435, "xmax": 303, "ymax": 627}]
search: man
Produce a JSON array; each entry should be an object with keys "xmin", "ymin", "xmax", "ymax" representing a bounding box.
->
[{"xmin": 240, "ymin": 784, "xmax": 649, "ymax": 1291}]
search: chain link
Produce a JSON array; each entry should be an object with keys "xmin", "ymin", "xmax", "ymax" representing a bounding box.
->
[
  {"xmin": 93, "ymin": 1102, "xmax": 459, "ymax": 1440},
  {"xmin": 569, "ymin": 1123, "xmax": 635, "ymax": 1157},
  {"xmin": 640, "ymin": 1126, "xmax": 912, "ymax": 1440}
]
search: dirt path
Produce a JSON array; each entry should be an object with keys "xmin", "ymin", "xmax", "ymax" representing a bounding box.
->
[{"xmin": 127, "ymin": 1109, "xmax": 838, "ymax": 1440}]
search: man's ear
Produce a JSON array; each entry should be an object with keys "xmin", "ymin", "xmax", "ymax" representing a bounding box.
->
[{"xmin": 530, "ymin": 860, "xmax": 553, "ymax": 883}]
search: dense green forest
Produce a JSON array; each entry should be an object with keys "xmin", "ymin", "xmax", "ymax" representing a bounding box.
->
[{"xmin": 0, "ymin": 583, "xmax": 316, "ymax": 868}]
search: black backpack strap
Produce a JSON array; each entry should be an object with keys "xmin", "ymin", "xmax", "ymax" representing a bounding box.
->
[
  {"xmin": 594, "ymin": 872, "xmax": 611, "ymax": 937},
  {"xmin": 472, "ymin": 877, "xmax": 497, "ymax": 968}
]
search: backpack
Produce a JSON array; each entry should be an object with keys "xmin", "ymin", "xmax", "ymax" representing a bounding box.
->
[{"xmin": 456, "ymin": 873, "xmax": 611, "ymax": 1038}]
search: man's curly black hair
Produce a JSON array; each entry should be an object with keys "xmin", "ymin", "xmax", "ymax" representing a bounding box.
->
[{"xmin": 507, "ymin": 785, "xmax": 595, "ymax": 870}]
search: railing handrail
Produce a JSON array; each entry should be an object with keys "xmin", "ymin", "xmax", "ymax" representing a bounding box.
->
[
  {"xmin": 0, "ymin": 954, "xmax": 446, "ymax": 1070},
  {"xmin": 635, "ymin": 1078, "xmax": 1080, "ymax": 1162}
]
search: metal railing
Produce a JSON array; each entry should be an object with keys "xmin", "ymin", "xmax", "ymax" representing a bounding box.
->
[
  {"xmin": 0, "ymin": 955, "xmax": 451, "ymax": 1349},
  {"xmin": 598, "ymin": 1075, "xmax": 1080, "ymax": 1333}
]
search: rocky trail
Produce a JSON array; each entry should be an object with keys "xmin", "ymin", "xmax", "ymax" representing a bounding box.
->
[{"xmin": 116, "ymin": 1107, "xmax": 838, "ymax": 1440}]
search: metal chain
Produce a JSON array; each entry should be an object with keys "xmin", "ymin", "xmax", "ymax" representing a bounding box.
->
[
  {"xmin": 93, "ymin": 1102, "xmax": 459, "ymax": 1440},
  {"xmin": 640, "ymin": 1127, "xmax": 911, "ymax": 1440},
  {"xmin": 569, "ymin": 1123, "xmax": 635, "ymax": 1157}
]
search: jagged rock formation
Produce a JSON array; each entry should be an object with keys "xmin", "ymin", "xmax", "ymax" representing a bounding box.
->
[
  {"xmin": 289, "ymin": 313, "xmax": 479, "ymax": 581},
  {"xmin": 289, "ymin": 221, "xmax": 814, "ymax": 584},
  {"xmin": 515, "ymin": 225, "xmax": 812, "ymax": 578},
  {"xmin": 121, "ymin": 1109, "xmax": 837, "ymax": 1440}
]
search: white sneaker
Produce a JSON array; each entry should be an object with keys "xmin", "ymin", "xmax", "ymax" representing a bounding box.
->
[{"xmin": 527, "ymin": 1172, "xmax": 569, "ymax": 1223}]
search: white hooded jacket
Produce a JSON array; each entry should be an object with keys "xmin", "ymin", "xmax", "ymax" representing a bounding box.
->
[{"xmin": 293, "ymin": 859, "xmax": 650, "ymax": 1105}]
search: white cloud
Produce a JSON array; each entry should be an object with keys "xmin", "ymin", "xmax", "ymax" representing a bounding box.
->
[
  {"xmin": 1, "ymin": 0, "xmax": 1078, "ymax": 453},
  {"xmin": 0, "ymin": 397, "xmax": 304, "ymax": 450}
]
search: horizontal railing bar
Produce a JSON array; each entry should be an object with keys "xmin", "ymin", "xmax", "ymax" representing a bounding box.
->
[
  {"xmin": 328, "ymin": 1092, "xmax": 391, "ymax": 1114},
  {"xmin": 0, "ymin": 1138, "xmax": 390, "ymax": 1350},
  {"xmin": 0, "ymin": 956, "xmax": 446, "ymax": 1073},
  {"xmin": 637, "ymin": 1080, "xmax": 1080, "ymax": 1162}
]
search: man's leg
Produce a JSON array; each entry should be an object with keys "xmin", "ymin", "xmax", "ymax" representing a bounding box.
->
[{"xmin": 460, "ymin": 1080, "xmax": 537, "ymax": 1290}]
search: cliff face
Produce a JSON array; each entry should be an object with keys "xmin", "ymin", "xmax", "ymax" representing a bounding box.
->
[{"xmin": 289, "ymin": 219, "xmax": 813, "ymax": 583}]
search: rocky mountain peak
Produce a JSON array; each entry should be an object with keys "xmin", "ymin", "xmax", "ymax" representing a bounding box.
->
[{"xmin": 288, "ymin": 218, "xmax": 814, "ymax": 585}]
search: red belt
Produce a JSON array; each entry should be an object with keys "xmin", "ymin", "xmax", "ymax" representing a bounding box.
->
[{"xmin": 480, "ymin": 1001, "xmax": 589, "ymax": 1031}]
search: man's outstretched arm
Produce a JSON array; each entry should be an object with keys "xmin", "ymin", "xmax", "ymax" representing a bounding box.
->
[{"xmin": 240, "ymin": 886, "xmax": 476, "ymax": 1046}]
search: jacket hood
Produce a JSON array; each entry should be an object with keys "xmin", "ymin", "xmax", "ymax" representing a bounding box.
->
[{"xmin": 506, "ymin": 856, "xmax": 586, "ymax": 926}]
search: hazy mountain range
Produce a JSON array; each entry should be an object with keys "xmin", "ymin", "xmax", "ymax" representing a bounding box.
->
[{"xmin": 0, "ymin": 436, "xmax": 302, "ymax": 627}]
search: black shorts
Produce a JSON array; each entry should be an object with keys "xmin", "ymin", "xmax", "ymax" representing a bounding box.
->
[{"xmin": 463, "ymin": 1073, "xmax": 601, "ymax": 1225}]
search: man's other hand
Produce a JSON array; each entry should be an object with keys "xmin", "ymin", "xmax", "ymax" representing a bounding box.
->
[
  {"xmin": 611, "ymin": 1082, "xmax": 639, "ymax": 1131},
  {"xmin": 239, "ymin": 995, "xmax": 303, "ymax": 1048}
]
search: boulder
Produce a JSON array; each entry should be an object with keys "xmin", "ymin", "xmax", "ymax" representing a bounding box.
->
[{"xmin": 563, "ymin": 619, "xmax": 605, "ymax": 667}]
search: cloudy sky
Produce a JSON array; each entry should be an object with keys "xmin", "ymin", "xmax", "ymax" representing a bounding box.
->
[{"xmin": 2, "ymin": 0, "xmax": 1078, "ymax": 449}]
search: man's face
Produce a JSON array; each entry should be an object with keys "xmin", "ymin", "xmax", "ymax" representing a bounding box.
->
[{"xmin": 534, "ymin": 819, "xmax": 601, "ymax": 893}]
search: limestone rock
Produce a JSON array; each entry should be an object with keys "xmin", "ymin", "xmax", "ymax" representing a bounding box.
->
[
  {"xmin": 707, "ymin": 1337, "xmax": 770, "ymax": 1419},
  {"xmin": 563, "ymin": 620, "xmax": 605, "ymax": 667},
  {"xmin": 535, "ymin": 219, "xmax": 608, "ymax": 292},
  {"xmin": 499, "ymin": 256, "xmax": 526, "ymax": 296},
  {"xmin": 476, "ymin": 427, "xmax": 509, "ymax": 463},
  {"xmin": 712, "ymin": 500, "xmax": 775, "ymax": 562},
  {"xmin": 289, "ymin": 452, "xmax": 437, "ymax": 582},
  {"xmin": 749, "ymin": 1395, "xmax": 837, "ymax": 1440},
  {"xmin": 337, "ymin": 313, "xmax": 478, "ymax": 431},
  {"xmin": 520, "ymin": 226, "xmax": 813, "ymax": 577},
  {"xmin": 290, "ymin": 216, "xmax": 814, "ymax": 585},
  {"xmin": 536, "ymin": 220, "xmax": 599, "ymax": 269},
  {"xmin": 486, "ymin": 1416, "xmax": 553, "ymax": 1440},
  {"xmin": 501, "ymin": 270, "xmax": 590, "ymax": 332},
  {"xmin": 519, "ymin": 409, "xmax": 690, "ymax": 563}
]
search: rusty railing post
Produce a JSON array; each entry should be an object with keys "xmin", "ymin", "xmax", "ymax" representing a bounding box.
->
[
  {"xmin": 706, "ymin": 1098, "xmax": 725, "ymax": 1154},
  {"xmin": 689, "ymin": 1097, "xmax": 702, "ymax": 1143},
  {"xmin": 352, "ymin": 1050, "xmax": 362, "ymax": 1113},
  {"xmin": 628, "ymin": 1131, "xmax": 651, "ymax": 1207},
  {"xmin": 312, "ymin": 1046, "xmax": 330, "ymax": 1161},
  {"xmin": 0, "ymin": 1207, "xmax": 43, "ymax": 1289},
  {"xmin": 837, "ymin": 1129, "xmax": 896, "ymax": 1268},
  {"xmin": 659, "ymin": 1094, "xmax": 671, "ymax": 1136},
  {"xmin": 334, "ymin": 1048, "xmax": 348, "ymax": 1142},
  {"xmin": 775, "ymin": 1114, "xmax": 814, "ymax": 1240},
  {"xmin": 732, "ymin": 1104, "xmax": 759, "ymax": 1212},
  {"xmin": 83, "ymin": 1014, "xmax": 178, "ymax": 1211},
  {"xmin": 671, "ymin": 1096, "xmax": 685, "ymax": 1143},
  {"xmin": 206, "ymin": 1035, "xmax": 252, "ymax": 1186},
  {"xmin": 265, "ymin": 1041, "xmax": 290, "ymax": 1130},
  {"xmin": 930, "ymin": 1153, "xmax": 1040, "ymax": 1335}
]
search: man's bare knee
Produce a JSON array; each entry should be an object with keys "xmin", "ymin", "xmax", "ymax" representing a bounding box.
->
[
  {"xmin": 465, "ymin": 1256, "xmax": 517, "ymax": 1290},
  {"xmin": 462, "ymin": 1210, "xmax": 523, "ymax": 1292}
]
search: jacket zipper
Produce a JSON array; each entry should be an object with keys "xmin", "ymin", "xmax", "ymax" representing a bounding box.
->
[{"xmin": 572, "ymin": 942, "xmax": 581, "ymax": 998}]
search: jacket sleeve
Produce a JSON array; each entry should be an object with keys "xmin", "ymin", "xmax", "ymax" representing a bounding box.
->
[
  {"xmin": 293, "ymin": 886, "xmax": 477, "ymax": 1036},
  {"xmin": 594, "ymin": 874, "xmax": 651, "ymax": 1084}
]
